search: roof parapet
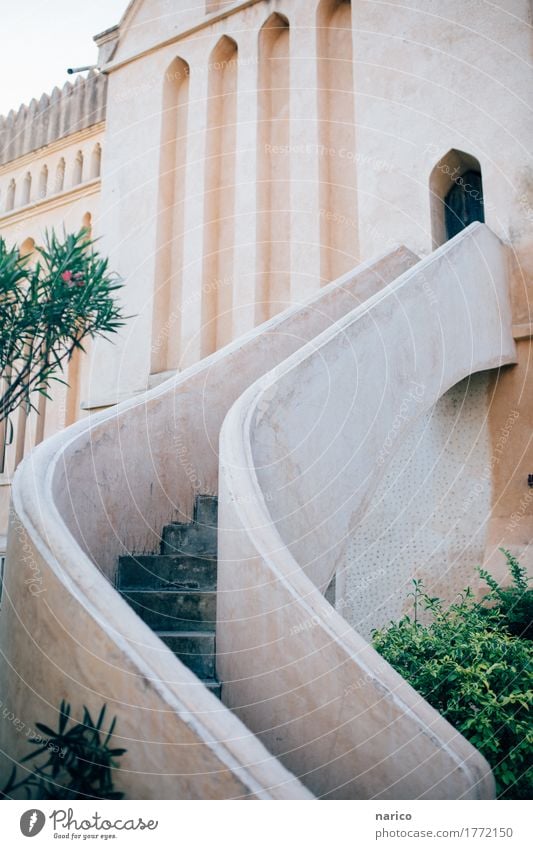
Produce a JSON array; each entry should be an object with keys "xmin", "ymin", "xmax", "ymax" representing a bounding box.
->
[{"xmin": 0, "ymin": 70, "xmax": 107, "ymax": 166}]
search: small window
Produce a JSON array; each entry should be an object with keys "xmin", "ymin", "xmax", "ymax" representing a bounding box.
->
[
  {"xmin": 444, "ymin": 169, "xmax": 484, "ymax": 240},
  {"xmin": 430, "ymin": 149, "xmax": 485, "ymax": 247}
]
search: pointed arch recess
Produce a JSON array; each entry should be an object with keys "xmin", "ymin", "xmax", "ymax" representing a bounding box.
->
[
  {"xmin": 317, "ymin": 0, "xmax": 358, "ymax": 284},
  {"xmin": 151, "ymin": 56, "xmax": 190, "ymax": 374},
  {"xmin": 201, "ymin": 36, "xmax": 238, "ymax": 357},
  {"xmin": 256, "ymin": 13, "xmax": 291, "ymax": 324}
]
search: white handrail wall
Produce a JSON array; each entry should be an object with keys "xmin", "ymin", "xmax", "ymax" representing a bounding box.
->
[{"xmin": 217, "ymin": 223, "xmax": 517, "ymax": 799}]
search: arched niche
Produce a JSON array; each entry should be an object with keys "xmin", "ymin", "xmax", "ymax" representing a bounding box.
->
[
  {"xmin": 6, "ymin": 179, "xmax": 15, "ymax": 211},
  {"xmin": 55, "ymin": 158, "xmax": 66, "ymax": 193},
  {"xmin": 22, "ymin": 172, "xmax": 32, "ymax": 206},
  {"xmin": 151, "ymin": 56, "xmax": 190, "ymax": 375},
  {"xmin": 82, "ymin": 211, "xmax": 92, "ymax": 238},
  {"xmin": 39, "ymin": 164, "xmax": 48, "ymax": 200},
  {"xmin": 90, "ymin": 143, "xmax": 102, "ymax": 179},
  {"xmin": 72, "ymin": 150, "xmax": 83, "ymax": 186},
  {"xmin": 256, "ymin": 13, "xmax": 291, "ymax": 324},
  {"xmin": 430, "ymin": 149, "xmax": 485, "ymax": 247},
  {"xmin": 19, "ymin": 237, "xmax": 36, "ymax": 259},
  {"xmin": 202, "ymin": 35, "xmax": 238, "ymax": 357},
  {"xmin": 317, "ymin": 0, "xmax": 358, "ymax": 283}
]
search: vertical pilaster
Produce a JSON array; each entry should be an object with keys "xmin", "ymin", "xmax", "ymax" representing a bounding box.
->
[
  {"xmin": 289, "ymin": 13, "xmax": 322, "ymax": 302},
  {"xmin": 231, "ymin": 29, "xmax": 260, "ymax": 338},
  {"xmin": 179, "ymin": 62, "xmax": 210, "ymax": 369}
]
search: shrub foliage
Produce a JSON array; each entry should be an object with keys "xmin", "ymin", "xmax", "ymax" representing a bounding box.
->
[
  {"xmin": 0, "ymin": 229, "xmax": 124, "ymax": 424},
  {"xmin": 372, "ymin": 551, "xmax": 532, "ymax": 799},
  {"xmin": 1, "ymin": 701, "xmax": 126, "ymax": 800}
]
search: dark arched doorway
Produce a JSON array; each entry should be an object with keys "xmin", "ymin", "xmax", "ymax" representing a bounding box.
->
[
  {"xmin": 444, "ymin": 169, "xmax": 484, "ymax": 240},
  {"xmin": 430, "ymin": 149, "xmax": 485, "ymax": 247}
]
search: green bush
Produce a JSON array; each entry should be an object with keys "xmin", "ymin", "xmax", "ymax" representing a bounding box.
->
[
  {"xmin": 372, "ymin": 555, "xmax": 533, "ymax": 799},
  {"xmin": 1, "ymin": 701, "xmax": 126, "ymax": 800},
  {"xmin": 479, "ymin": 550, "xmax": 533, "ymax": 640}
]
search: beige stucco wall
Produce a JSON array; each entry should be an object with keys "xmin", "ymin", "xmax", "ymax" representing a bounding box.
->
[
  {"xmin": 83, "ymin": 0, "xmax": 533, "ymax": 566},
  {"xmin": 336, "ymin": 372, "xmax": 494, "ymax": 640},
  {"xmin": 0, "ymin": 249, "xmax": 413, "ymax": 799},
  {"xmin": 0, "ymin": 120, "xmax": 104, "ymax": 539},
  {"xmin": 1, "ymin": 0, "xmax": 530, "ymax": 549},
  {"xmin": 217, "ymin": 223, "xmax": 515, "ymax": 799}
]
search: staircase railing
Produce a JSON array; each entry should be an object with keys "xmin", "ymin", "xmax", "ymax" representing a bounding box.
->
[{"xmin": 217, "ymin": 223, "xmax": 517, "ymax": 799}]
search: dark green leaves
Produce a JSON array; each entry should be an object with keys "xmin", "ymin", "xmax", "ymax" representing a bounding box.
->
[
  {"xmin": 0, "ymin": 700, "xmax": 126, "ymax": 800},
  {"xmin": 372, "ymin": 552, "xmax": 533, "ymax": 799},
  {"xmin": 0, "ymin": 228, "xmax": 126, "ymax": 425}
]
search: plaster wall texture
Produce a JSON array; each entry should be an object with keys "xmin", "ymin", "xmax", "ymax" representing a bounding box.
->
[
  {"xmin": 0, "ymin": 72, "xmax": 106, "ymax": 166},
  {"xmin": 217, "ymin": 223, "xmax": 516, "ymax": 799},
  {"xmin": 336, "ymin": 372, "xmax": 493, "ymax": 641},
  {"xmin": 0, "ymin": 0, "xmax": 530, "ymax": 796},
  {"xmin": 0, "ymin": 249, "xmax": 413, "ymax": 798},
  {"xmin": 87, "ymin": 0, "xmax": 531, "ymax": 398},
  {"xmin": 0, "ymin": 121, "xmax": 104, "ymax": 540},
  {"xmin": 1, "ymin": 0, "xmax": 531, "ymax": 558}
]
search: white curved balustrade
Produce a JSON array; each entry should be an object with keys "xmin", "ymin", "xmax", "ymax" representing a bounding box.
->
[
  {"xmin": 0, "ymin": 247, "xmax": 415, "ymax": 798},
  {"xmin": 217, "ymin": 223, "xmax": 517, "ymax": 799}
]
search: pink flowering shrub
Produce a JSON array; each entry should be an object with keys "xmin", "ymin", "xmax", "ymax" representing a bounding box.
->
[{"xmin": 0, "ymin": 228, "xmax": 125, "ymax": 424}]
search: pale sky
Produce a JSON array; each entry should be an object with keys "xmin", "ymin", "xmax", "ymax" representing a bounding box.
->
[{"xmin": 0, "ymin": 0, "xmax": 130, "ymax": 116}]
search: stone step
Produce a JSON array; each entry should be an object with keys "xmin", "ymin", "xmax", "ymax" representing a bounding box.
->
[
  {"xmin": 117, "ymin": 554, "xmax": 217, "ymax": 591},
  {"xmin": 121, "ymin": 589, "xmax": 216, "ymax": 631},
  {"xmin": 194, "ymin": 495, "xmax": 218, "ymax": 528},
  {"xmin": 161, "ymin": 523, "xmax": 217, "ymax": 557},
  {"xmin": 205, "ymin": 680, "xmax": 222, "ymax": 699},
  {"xmin": 157, "ymin": 631, "xmax": 216, "ymax": 678}
]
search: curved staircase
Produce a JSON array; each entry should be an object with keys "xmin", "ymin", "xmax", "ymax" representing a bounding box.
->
[{"xmin": 0, "ymin": 227, "xmax": 517, "ymax": 798}]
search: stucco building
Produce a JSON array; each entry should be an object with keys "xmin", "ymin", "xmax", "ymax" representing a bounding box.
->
[{"xmin": 0, "ymin": 0, "xmax": 531, "ymax": 799}]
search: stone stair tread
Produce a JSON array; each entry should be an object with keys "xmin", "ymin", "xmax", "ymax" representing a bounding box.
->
[
  {"xmin": 119, "ymin": 553, "xmax": 217, "ymax": 562},
  {"xmin": 121, "ymin": 588, "xmax": 216, "ymax": 631},
  {"xmin": 155, "ymin": 629, "xmax": 215, "ymax": 638},
  {"xmin": 122, "ymin": 588, "xmax": 215, "ymax": 594},
  {"xmin": 117, "ymin": 554, "xmax": 217, "ymax": 591},
  {"xmin": 161, "ymin": 523, "xmax": 218, "ymax": 557},
  {"xmin": 204, "ymin": 680, "xmax": 222, "ymax": 697},
  {"xmin": 156, "ymin": 631, "xmax": 216, "ymax": 677},
  {"xmin": 118, "ymin": 495, "xmax": 220, "ymax": 676}
]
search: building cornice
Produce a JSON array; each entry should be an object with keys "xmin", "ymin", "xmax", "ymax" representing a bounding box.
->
[
  {"xmin": 101, "ymin": 0, "xmax": 265, "ymax": 75},
  {"xmin": 0, "ymin": 122, "xmax": 105, "ymax": 178},
  {"xmin": 0, "ymin": 179, "xmax": 100, "ymax": 228}
]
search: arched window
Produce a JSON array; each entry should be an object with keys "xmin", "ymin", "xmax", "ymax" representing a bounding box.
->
[
  {"xmin": 6, "ymin": 179, "xmax": 15, "ymax": 211},
  {"xmin": 90, "ymin": 143, "xmax": 102, "ymax": 179},
  {"xmin": 38, "ymin": 164, "xmax": 48, "ymax": 200},
  {"xmin": 21, "ymin": 172, "xmax": 32, "ymax": 205},
  {"xmin": 72, "ymin": 150, "xmax": 83, "ymax": 186},
  {"xmin": 55, "ymin": 158, "xmax": 65, "ymax": 193},
  {"xmin": 429, "ymin": 149, "xmax": 485, "ymax": 247}
]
